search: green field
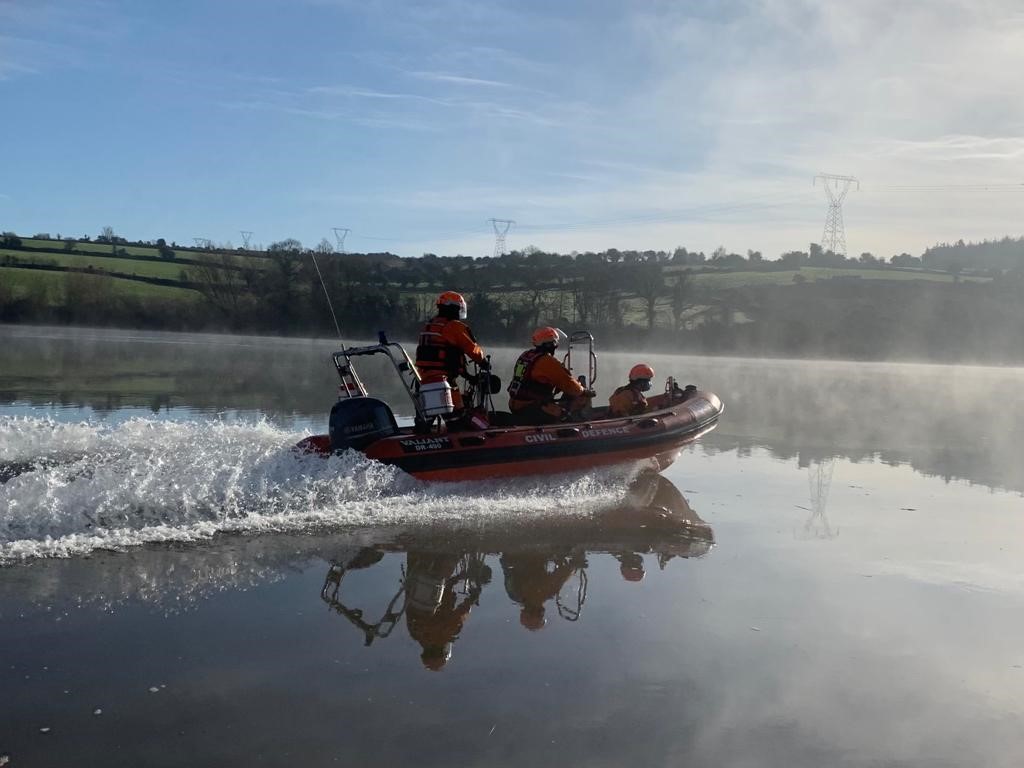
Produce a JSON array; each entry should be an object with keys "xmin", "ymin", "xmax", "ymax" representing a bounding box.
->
[
  {"xmin": 21, "ymin": 238, "xmax": 168, "ymax": 257},
  {"xmin": 1, "ymin": 249, "xmax": 190, "ymax": 280},
  {"xmin": 0, "ymin": 267, "xmax": 202, "ymax": 304},
  {"xmin": 687, "ymin": 266, "xmax": 987, "ymax": 289},
  {"xmin": 21, "ymin": 238, "xmax": 275, "ymax": 266}
]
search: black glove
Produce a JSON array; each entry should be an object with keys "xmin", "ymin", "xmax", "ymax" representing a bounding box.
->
[{"xmin": 582, "ymin": 389, "xmax": 597, "ymax": 399}]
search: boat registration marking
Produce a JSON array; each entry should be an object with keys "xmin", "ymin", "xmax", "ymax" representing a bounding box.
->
[
  {"xmin": 399, "ymin": 437, "xmax": 453, "ymax": 453},
  {"xmin": 582, "ymin": 426, "xmax": 628, "ymax": 438}
]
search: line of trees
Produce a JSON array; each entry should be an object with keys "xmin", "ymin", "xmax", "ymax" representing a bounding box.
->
[
  {"xmin": 3, "ymin": 229, "xmax": 1024, "ymax": 361},
  {"xmin": 9, "ymin": 227, "xmax": 1024, "ymax": 278}
]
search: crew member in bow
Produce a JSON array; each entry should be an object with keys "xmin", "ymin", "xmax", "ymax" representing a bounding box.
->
[
  {"xmin": 506, "ymin": 327, "xmax": 594, "ymax": 425},
  {"xmin": 607, "ymin": 363, "xmax": 655, "ymax": 418},
  {"xmin": 415, "ymin": 291, "xmax": 488, "ymax": 415}
]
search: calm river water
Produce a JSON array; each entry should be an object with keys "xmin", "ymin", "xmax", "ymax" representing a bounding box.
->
[{"xmin": 1, "ymin": 325, "xmax": 1023, "ymax": 767}]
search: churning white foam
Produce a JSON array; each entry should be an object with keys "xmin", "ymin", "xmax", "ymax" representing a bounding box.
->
[{"xmin": 0, "ymin": 416, "xmax": 627, "ymax": 562}]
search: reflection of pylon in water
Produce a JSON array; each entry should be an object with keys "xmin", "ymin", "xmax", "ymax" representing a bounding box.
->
[{"xmin": 801, "ymin": 459, "xmax": 838, "ymax": 539}]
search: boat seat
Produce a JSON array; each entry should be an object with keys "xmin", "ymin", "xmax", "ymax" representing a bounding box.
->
[{"xmin": 486, "ymin": 410, "xmax": 516, "ymax": 427}]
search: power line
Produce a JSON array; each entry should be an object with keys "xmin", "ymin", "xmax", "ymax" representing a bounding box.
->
[{"xmin": 875, "ymin": 182, "xmax": 1024, "ymax": 191}]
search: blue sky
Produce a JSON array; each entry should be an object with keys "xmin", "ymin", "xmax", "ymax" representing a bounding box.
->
[{"xmin": 2, "ymin": 0, "xmax": 1023, "ymax": 258}]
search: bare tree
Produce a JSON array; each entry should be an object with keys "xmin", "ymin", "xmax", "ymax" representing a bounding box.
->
[
  {"xmin": 671, "ymin": 271, "xmax": 696, "ymax": 331},
  {"xmin": 100, "ymin": 226, "xmax": 116, "ymax": 254},
  {"xmin": 630, "ymin": 261, "xmax": 666, "ymax": 330},
  {"xmin": 188, "ymin": 253, "xmax": 248, "ymax": 322}
]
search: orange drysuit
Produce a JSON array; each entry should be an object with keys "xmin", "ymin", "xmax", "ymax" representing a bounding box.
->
[
  {"xmin": 415, "ymin": 316, "xmax": 486, "ymax": 410},
  {"xmin": 507, "ymin": 349, "xmax": 587, "ymax": 423},
  {"xmin": 608, "ymin": 384, "xmax": 648, "ymax": 417}
]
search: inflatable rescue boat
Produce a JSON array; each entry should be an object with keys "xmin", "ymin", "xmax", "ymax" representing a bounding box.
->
[{"xmin": 297, "ymin": 332, "xmax": 723, "ymax": 482}]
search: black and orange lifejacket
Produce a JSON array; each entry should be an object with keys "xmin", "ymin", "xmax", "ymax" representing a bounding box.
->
[
  {"xmin": 415, "ymin": 316, "xmax": 464, "ymax": 381},
  {"xmin": 507, "ymin": 348, "xmax": 555, "ymax": 404}
]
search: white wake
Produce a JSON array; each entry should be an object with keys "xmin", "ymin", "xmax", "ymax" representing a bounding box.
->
[{"xmin": 0, "ymin": 416, "xmax": 626, "ymax": 562}]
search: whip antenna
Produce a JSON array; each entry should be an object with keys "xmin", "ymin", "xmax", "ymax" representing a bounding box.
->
[{"xmin": 310, "ymin": 251, "xmax": 343, "ymax": 341}]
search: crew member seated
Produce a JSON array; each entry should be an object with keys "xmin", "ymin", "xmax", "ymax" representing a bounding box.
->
[
  {"xmin": 415, "ymin": 291, "xmax": 489, "ymax": 415},
  {"xmin": 607, "ymin": 363, "xmax": 655, "ymax": 417},
  {"xmin": 507, "ymin": 327, "xmax": 594, "ymax": 425}
]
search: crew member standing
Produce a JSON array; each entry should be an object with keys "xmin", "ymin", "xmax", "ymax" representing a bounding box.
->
[
  {"xmin": 607, "ymin": 363, "xmax": 655, "ymax": 418},
  {"xmin": 415, "ymin": 291, "xmax": 488, "ymax": 414},
  {"xmin": 506, "ymin": 327, "xmax": 594, "ymax": 425}
]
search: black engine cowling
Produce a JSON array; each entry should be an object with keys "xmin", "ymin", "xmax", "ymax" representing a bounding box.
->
[{"xmin": 329, "ymin": 397, "xmax": 399, "ymax": 452}]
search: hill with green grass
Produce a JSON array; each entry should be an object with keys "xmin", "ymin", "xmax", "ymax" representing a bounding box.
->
[{"xmin": 1, "ymin": 230, "xmax": 1022, "ymax": 362}]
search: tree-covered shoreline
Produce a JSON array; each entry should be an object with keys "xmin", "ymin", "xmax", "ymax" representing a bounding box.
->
[{"xmin": 2, "ymin": 230, "xmax": 1022, "ymax": 363}]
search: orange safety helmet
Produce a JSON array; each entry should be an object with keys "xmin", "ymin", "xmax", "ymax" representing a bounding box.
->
[
  {"xmin": 437, "ymin": 291, "xmax": 468, "ymax": 320},
  {"xmin": 628, "ymin": 363, "xmax": 655, "ymax": 382},
  {"xmin": 531, "ymin": 326, "xmax": 562, "ymax": 347}
]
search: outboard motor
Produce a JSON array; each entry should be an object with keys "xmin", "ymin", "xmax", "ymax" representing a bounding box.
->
[{"xmin": 329, "ymin": 397, "xmax": 399, "ymax": 452}]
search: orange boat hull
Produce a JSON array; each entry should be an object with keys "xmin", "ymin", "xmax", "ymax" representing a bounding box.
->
[{"xmin": 298, "ymin": 391, "xmax": 723, "ymax": 482}]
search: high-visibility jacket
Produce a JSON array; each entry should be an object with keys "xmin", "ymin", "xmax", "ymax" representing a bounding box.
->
[
  {"xmin": 608, "ymin": 384, "xmax": 648, "ymax": 417},
  {"xmin": 415, "ymin": 316, "xmax": 485, "ymax": 383},
  {"xmin": 507, "ymin": 349, "xmax": 585, "ymax": 408}
]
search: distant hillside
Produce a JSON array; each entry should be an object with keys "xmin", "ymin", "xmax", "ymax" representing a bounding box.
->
[{"xmin": 2, "ymin": 229, "xmax": 1022, "ymax": 362}]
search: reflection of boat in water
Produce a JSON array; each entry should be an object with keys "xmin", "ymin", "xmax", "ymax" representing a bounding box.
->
[
  {"xmin": 320, "ymin": 473, "xmax": 712, "ymax": 670},
  {"xmin": 297, "ymin": 332, "xmax": 723, "ymax": 481}
]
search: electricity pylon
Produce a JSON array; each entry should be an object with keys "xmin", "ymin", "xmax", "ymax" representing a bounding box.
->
[
  {"xmin": 332, "ymin": 228, "xmax": 350, "ymax": 254},
  {"xmin": 239, "ymin": 231, "xmax": 253, "ymax": 250},
  {"xmin": 488, "ymin": 218, "xmax": 514, "ymax": 257},
  {"xmin": 813, "ymin": 174, "xmax": 859, "ymax": 256},
  {"xmin": 192, "ymin": 237, "xmax": 213, "ymax": 249}
]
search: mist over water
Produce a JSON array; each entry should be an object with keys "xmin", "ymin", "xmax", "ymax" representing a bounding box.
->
[
  {"xmin": 2, "ymin": 325, "xmax": 1023, "ymax": 562},
  {"xmin": 2, "ymin": 326, "xmax": 1023, "ymax": 768}
]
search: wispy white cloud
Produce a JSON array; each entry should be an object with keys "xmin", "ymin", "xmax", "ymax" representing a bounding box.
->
[
  {"xmin": 233, "ymin": 75, "xmax": 581, "ymax": 128},
  {"xmin": 870, "ymin": 135, "xmax": 1024, "ymax": 163},
  {"xmin": 0, "ymin": 1, "xmax": 117, "ymax": 80},
  {"xmin": 0, "ymin": 58, "xmax": 38, "ymax": 80},
  {"xmin": 0, "ymin": 34, "xmax": 53, "ymax": 80},
  {"xmin": 408, "ymin": 71, "xmax": 518, "ymax": 88},
  {"xmin": 306, "ymin": 84, "xmax": 453, "ymax": 105},
  {"xmin": 227, "ymin": 72, "xmax": 286, "ymax": 86},
  {"xmin": 220, "ymin": 99, "xmax": 441, "ymax": 131}
]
